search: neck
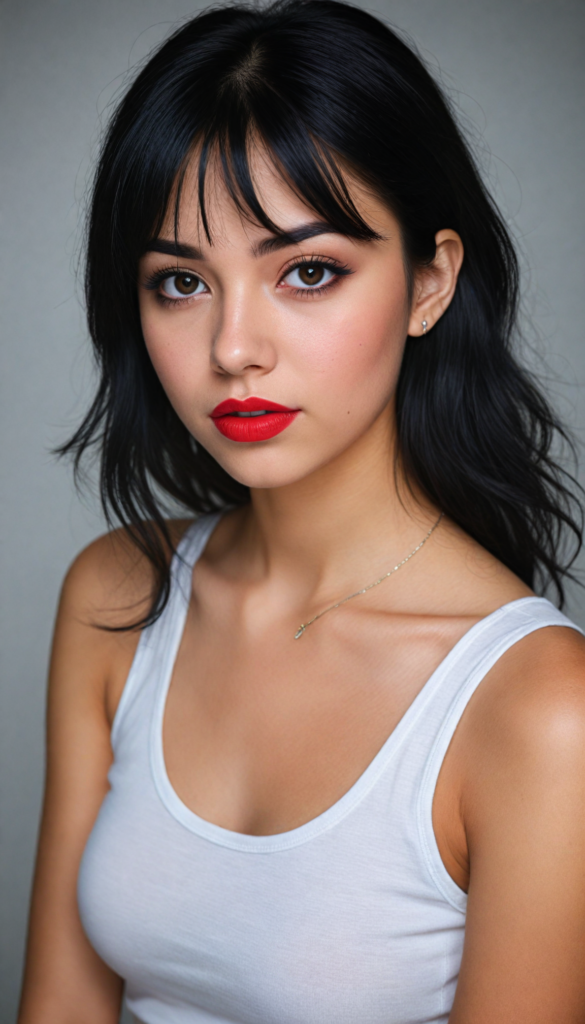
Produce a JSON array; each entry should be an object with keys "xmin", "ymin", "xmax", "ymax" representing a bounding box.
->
[{"xmin": 240, "ymin": 410, "xmax": 438, "ymax": 597}]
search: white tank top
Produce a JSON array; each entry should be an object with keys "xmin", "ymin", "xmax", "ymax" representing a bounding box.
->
[{"xmin": 77, "ymin": 514, "xmax": 581, "ymax": 1024}]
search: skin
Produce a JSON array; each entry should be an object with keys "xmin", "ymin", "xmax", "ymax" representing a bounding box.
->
[{"xmin": 18, "ymin": 150, "xmax": 585, "ymax": 1024}]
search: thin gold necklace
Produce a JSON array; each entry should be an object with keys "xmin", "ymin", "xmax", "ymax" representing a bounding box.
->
[{"xmin": 294, "ymin": 512, "xmax": 443, "ymax": 639}]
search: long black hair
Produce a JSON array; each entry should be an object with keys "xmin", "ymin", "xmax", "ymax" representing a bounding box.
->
[{"xmin": 60, "ymin": 0, "xmax": 582, "ymax": 627}]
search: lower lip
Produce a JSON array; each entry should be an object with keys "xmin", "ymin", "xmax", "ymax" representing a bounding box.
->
[{"xmin": 212, "ymin": 411, "xmax": 299, "ymax": 442}]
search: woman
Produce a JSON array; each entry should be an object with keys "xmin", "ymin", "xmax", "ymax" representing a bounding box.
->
[{"xmin": 18, "ymin": 2, "xmax": 585, "ymax": 1022}]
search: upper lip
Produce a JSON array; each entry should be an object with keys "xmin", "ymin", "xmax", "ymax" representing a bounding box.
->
[{"xmin": 210, "ymin": 397, "xmax": 299, "ymax": 417}]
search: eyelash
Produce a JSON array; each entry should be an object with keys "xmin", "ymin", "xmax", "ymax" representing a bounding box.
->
[
  {"xmin": 280, "ymin": 255, "xmax": 353, "ymax": 299},
  {"xmin": 144, "ymin": 268, "xmax": 206, "ymax": 308},
  {"xmin": 143, "ymin": 255, "xmax": 353, "ymax": 307}
]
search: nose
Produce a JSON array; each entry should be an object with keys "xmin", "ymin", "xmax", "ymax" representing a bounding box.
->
[{"xmin": 210, "ymin": 290, "xmax": 277, "ymax": 378}]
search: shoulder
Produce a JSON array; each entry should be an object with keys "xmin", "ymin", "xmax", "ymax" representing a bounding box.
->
[
  {"xmin": 471, "ymin": 618, "xmax": 585, "ymax": 744},
  {"xmin": 60, "ymin": 518, "xmax": 194, "ymax": 630},
  {"xmin": 53, "ymin": 519, "xmax": 194, "ymax": 725},
  {"xmin": 459, "ymin": 617, "xmax": 585, "ymax": 835},
  {"xmin": 436, "ymin": 617, "xmax": 585, "ymax": 892}
]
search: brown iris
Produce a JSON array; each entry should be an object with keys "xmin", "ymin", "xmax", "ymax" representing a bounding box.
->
[
  {"xmin": 173, "ymin": 273, "xmax": 200, "ymax": 295},
  {"xmin": 297, "ymin": 263, "xmax": 325, "ymax": 286}
]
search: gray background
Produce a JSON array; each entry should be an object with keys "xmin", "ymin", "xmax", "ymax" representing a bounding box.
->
[{"xmin": 1, "ymin": 0, "xmax": 584, "ymax": 1019}]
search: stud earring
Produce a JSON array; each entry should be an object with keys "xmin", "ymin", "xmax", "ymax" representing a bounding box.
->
[{"xmin": 421, "ymin": 319, "xmax": 428, "ymax": 334}]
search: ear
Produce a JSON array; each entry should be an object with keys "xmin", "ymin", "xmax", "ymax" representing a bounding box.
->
[{"xmin": 407, "ymin": 229, "xmax": 464, "ymax": 337}]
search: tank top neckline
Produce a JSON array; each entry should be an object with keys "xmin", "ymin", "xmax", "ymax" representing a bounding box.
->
[{"xmin": 149, "ymin": 514, "xmax": 558, "ymax": 854}]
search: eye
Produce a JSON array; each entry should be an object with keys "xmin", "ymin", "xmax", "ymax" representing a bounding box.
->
[
  {"xmin": 160, "ymin": 272, "xmax": 207, "ymax": 299},
  {"xmin": 282, "ymin": 262, "xmax": 336, "ymax": 289}
]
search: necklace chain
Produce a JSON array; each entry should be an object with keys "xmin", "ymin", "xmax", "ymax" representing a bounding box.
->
[{"xmin": 294, "ymin": 513, "xmax": 443, "ymax": 639}]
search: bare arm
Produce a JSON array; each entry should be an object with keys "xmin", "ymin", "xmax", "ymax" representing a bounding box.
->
[
  {"xmin": 17, "ymin": 529, "xmax": 160, "ymax": 1024},
  {"xmin": 448, "ymin": 627, "xmax": 585, "ymax": 1023}
]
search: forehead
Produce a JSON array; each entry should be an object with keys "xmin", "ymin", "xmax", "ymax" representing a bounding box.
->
[{"xmin": 160, "ymin": 144, "xmax": 397, "ymax": 250}]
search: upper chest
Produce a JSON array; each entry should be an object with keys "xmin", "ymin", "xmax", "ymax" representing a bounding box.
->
[{"xmin": 162, "ymin": 594, "xmax": 478, "ymax": 864}]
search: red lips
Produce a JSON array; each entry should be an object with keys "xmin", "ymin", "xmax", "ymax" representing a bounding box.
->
[{"xmin": 210, "ymin": 397, "xmax": 300, "ymax": 442}]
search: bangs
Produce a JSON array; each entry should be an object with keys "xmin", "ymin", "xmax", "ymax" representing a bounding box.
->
[
  {"xmin": 190, "ymin": 126, "xmax": 381, "ymax": 246},
  {"xmin": 154, "ymin": 62, "xmax": 383, "ymax": 250},
  {"xmin": 107, "ymin": 5, "xmax": 400, "ymax": 268}
]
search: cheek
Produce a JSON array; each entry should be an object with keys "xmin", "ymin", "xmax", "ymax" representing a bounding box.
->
[
  {"xmin": 140, "ymin": 310, "xmax": 208, "ymax": 409},
  {"xmin": 290, "ymin": 282, "xmax": 409, "ymax": 414}
]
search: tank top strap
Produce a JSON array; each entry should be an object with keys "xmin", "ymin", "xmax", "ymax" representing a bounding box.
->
[
  {"xmin": 172, "ymin": 512, "xmax": 224, "ymax": 600},
  {"xmin": 150, "ymin": 510, "xmax": 224, "ymax": 651},
  {"xmin": 414, "ymin": 596, "xmax": 583, "ymax": 911},
  {"xmin": 110, "ymin": 513, "xmax": 222, "ymax": 746}
]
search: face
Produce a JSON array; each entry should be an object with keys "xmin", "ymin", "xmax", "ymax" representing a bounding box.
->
[{"xmin": 138, "ymin": 151, "xmax": 438, "ymax": 490}]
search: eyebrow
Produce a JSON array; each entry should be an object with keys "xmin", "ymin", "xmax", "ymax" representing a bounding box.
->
[
  {"xmin": 252, "ymin": 221, "xmax": 342, "ymax": 256},
  {"xmin": 145, "ymin": 238, "xmax": 204, "ymax": 260},
  {"xmin": 145, "ymin": 221, "xmax": 342, "ymax": 262}
]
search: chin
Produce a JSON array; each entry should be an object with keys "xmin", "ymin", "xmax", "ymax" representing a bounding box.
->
[
  {"xmin": 213, "ymin": 453, "xmax": 318, "ymax": 490},
  {"xmin": 201, "ymin": 437, "xmax": 334, "ymax": 491}
]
